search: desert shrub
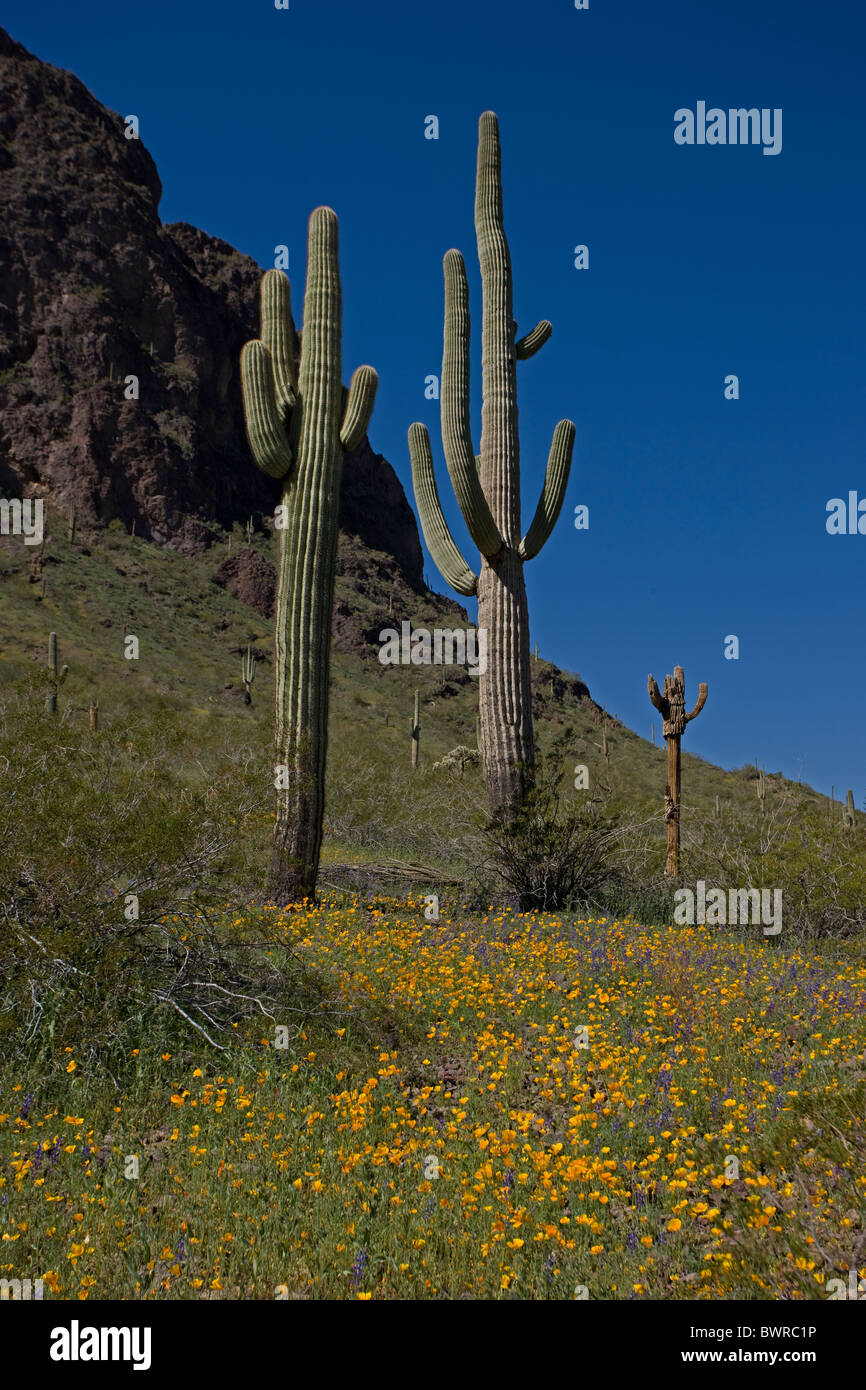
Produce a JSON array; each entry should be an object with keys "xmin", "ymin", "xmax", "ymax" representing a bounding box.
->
[
  {"xmin": 478, "ymin": 736, "xmax": 620, "ymax": 911},
  {"xmin": 0, "ymin": 686, "xmax": 302, "ymax": 1081}
]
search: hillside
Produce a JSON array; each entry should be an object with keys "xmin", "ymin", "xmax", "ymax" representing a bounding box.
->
[{"xmin": 0, "ymin": 516, "xmax": 824, "ymax": 866}]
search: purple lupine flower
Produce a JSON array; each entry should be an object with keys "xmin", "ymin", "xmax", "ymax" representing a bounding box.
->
[{"xmin": 350, "ymin": 1247, "xmax": 368, "ymax": 1288}]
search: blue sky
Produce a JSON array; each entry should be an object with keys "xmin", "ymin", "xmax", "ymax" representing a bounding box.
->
[{"xmin": 6, "ymin": 0, "xmax": 866, "ymax": 797}]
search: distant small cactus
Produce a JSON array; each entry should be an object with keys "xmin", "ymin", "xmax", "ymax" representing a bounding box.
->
[
  {"xmin": 411, "ymin": 690, "xmax": 420, "ymax": 768},
  {"xmin": 241, "ymin": 645, "xmax": 256, "ymax": 705},
  {"xmin": 45, "ymin": 632, "xmax": 69, "ymax": 713}
]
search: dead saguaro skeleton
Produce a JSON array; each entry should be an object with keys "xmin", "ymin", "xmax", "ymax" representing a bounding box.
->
[{"xmin": 647, "ymin": 665, "xmax": 707, "ymax": 877}]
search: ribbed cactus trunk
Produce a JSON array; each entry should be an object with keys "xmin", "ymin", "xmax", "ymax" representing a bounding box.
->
[
  {"xmin": 409, "ymin": 113, "xmax": 575, "ymax": 822},
  {"xmin": 476, "ymin": 116, "xmax": 533, "ymax": 812},
  {"xmin": 242, "ymin": 209, "xmax": 377, "ymax": 902},
  {"xmin": 272, "ymin": 283, "xmax": 337, "ymax": 897},
  {"xmin": 478, "ymin": 551, "xmax": 533, "ymax": 813}
]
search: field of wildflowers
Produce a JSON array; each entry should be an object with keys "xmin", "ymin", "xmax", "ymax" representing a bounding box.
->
[{"xmin": 3, "ymin": 898, "xmax": 865, "ymax": 1301}]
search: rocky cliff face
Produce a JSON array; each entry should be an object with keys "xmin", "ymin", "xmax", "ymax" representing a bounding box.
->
[
  {"xmin": 0, "ymin": 25, "xmax": 600, "ymax": 713},
  {"xmin": 0, "ymin": 25, "xmax": 423, "ymax": 587}
]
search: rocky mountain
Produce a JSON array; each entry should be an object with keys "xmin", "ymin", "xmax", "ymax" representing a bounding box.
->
[
  {"xmin": 0, "ymin": 25, "xmax": 423, "ymax": 587},
  {"xmin": 0, "ymin": 23, "xmax": 602, "ymax": 720}
]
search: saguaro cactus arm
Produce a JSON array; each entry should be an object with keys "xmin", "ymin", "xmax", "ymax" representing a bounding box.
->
[
  {"xmin": 260, "ymin": 268, "xmax": 298, "ymax": 410},
  {"xmin": 409, "ymin": 424, "xmax": 478, "ymax": 596},
  {"xmin": 340, "ymin": 365, "xmax": 378, "ymax": 451},
  {"xmin": 240, "ymin": 271, "xmax": 300, "ymax": 481},
  {"xmin": 686, "ymin": 683, "xmax": 709, "ymax": 723},
  {"xmin": 519, "ymin": 420, "xmax": 576, "ymax": 560},
  {"xmin": 441, "ymin": 249, "xmax": 502, "ymax": 559},
  {"xmin": 515, "ymin": 320, "xmax": 553, "ymax": 360},
  {"xmin": 241, "ymin": 341, "xmax": 294, "ymax": 480},
  {"xmin": 647, "ymin": 674, "xmax": 668, "ymax": 717}
]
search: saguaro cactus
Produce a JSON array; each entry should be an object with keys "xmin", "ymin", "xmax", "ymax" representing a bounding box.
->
[
  {"xmin": 411, "ymin": 689, "xmax": 420, "ymax": 768},
  {"xmin": 45, "ymin": 632, "xmax": 68, "ymax": 713},
  {"xmin": 598, "ymin": 710, "xmax": 610, "ymax": 764},
  {"xmin": 409, "ymin": 112, "xmax": 575, "ymax": 819},
  {"xmin": 241, "ymin": 208, "xmax": 377, "ymax": 900},
  {"xmin": 241, "ymin": 645, "xmax": 256, "ymax": 706},
  {"xmin": 647, "ymin": 665, "xmax": 707, "ymax": 877},
  {"xmin": 843, "ymin": 788, "xmax": 856, "ymax": 830}
]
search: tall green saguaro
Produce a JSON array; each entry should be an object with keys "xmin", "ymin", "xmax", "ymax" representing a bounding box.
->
[
  {"xmin": 241, "ymin": 208, "xmax": 377, "ymax": 900},
  {"xmin": 409, "ymin": 113, "xmax": 575, "ymax": 819}
]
